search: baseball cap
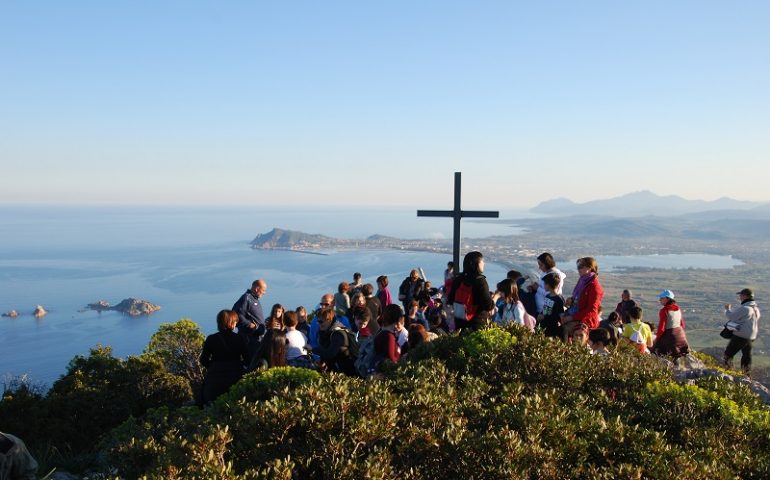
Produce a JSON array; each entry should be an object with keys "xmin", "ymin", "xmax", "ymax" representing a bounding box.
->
[
  {"xmin": 657, "ymin": 290, "xmax": 675, "ymax": 300},
  {"xmin": 737, "ymin": 288, "xmax": 754, "ymax": 298}
]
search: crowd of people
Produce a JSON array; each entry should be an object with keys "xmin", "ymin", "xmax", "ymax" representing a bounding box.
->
[{"xmin": 198, "ymin": 251, "xmax": 762, "ymax": 405}]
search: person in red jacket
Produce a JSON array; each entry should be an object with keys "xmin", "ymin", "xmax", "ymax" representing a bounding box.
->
[
  {"xmin": 374, "ymin": 304, "xmax": 405, "ymax": 366},
  {"xmin": 651, "ymin": 290, "xmax": 690, "ymax": 357},
  {"xmin": 561, "ymin": 257, "xmax": 604, "ymax": 341}
]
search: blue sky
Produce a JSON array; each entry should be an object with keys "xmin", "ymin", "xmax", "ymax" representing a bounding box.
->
[{"xmin": 1, "ymin": 1, "xmax": 768, "ymax": 208}]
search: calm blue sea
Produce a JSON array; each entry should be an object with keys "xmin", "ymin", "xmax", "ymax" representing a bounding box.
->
[{"xmin": 0, "ymin": 206, "xmax": 518, "ymax": 386}]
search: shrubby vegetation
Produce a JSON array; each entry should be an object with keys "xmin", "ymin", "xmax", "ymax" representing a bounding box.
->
[
  {"xmin": 0, "ymin": 321, "xmax": 200, "ymax": 473},
  {"xmin": 3, "ymin": 322, "xmax": 770, "ymax": 478}
]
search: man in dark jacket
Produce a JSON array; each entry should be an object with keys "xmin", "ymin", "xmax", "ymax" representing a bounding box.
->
[
  {"xmin": 314, "ymin": 307, "xmax": 357, "ymax": 376},
  {"xmin": 232, "ymin": 279, "xmax": 267, "ymax": 361},
  {"xmin": 398, "ymin": 269, "xmax": 424, "ymax": 312}
]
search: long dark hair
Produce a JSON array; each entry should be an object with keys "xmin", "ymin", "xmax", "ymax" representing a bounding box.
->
[
  {"xmin": 268, "ymin": 303, "xmax": 285, "ymax": 329},
  {"xmin": 496, "ymin": 278, "xmax": 520, "ymax": 304},
  {"xmin": 462, "ymin": 251, "xmax": 484, "ymax": 276},
  {"xmin": 268, "ymin": 331, "xmax": 288, "ymax": 368}
]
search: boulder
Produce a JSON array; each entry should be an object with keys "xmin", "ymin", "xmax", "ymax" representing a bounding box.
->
[
  {"xmin": 33, "ymin": 305, "xmax": 47, "ymax": 318},
  {"xmin": 2, "ymin": 310, "xmax": 18, "ymax": 318},
  {"xmin": 667, "ymin": 352, "xmax": 770, "ymax": 405}
]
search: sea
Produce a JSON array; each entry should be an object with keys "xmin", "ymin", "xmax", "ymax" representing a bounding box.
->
[{"xmin": 0, "ymin": 206, "xmax": 520, "ymax": 386}]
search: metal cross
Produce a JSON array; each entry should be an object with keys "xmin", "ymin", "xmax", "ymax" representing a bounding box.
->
[{"xmin": 417, "ymin": 172, "xmax": 500, "ymax": 270}]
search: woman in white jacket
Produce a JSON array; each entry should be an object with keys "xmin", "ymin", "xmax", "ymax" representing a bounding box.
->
[{"xmin": 723, "ymin": 288, "xmax": 761, "ymax": 374}]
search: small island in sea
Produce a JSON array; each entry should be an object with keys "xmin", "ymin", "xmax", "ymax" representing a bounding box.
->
[{"xmin": 85, "ymin": 298, "xmax": 161, "ymax": 316}]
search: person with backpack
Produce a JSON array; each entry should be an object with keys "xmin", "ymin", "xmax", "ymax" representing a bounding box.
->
[
  {"xmin": 622, "ymin": 306, "xmax": 653, "ymax": 353},
  {"xmin": 355, "ymin": 303, "xmax": 405, "ymax": 378},
  {"xmin": 448, "ymin": 251, "xmax": 495, "ymax": 333},
  {"xmin": 492, "ymin": 278, "xmax": 527, "ymax": 327},
  {"xmin": 723, "ymin": 288, "xmax": 761, "ymax": 374},
  {"xmin": 377, "ymin": 304, "xmax": 405, "ymax": 360},
  {"xmin": 314, "ymin": 307, "xmax": 358, "ymax": 376}
]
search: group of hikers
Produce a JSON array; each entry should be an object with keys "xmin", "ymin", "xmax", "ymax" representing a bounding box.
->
[{"xmin": 198, "ymin": 251, "xmax": 762, "ymax": 406}]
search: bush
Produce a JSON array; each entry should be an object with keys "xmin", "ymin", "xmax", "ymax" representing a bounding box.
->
[
  {"xmin": 19, "ymin": 323, "xmax": 770, "ymax": 478},
  {"xmin": 214, "ymin": 366, "xmax": 321, "ymax": 406},
  {"xmin": 143, "ymin": 318, "xmax": 205, "ymax": 391}
]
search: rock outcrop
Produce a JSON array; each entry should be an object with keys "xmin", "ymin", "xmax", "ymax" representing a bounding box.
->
[
  {"xmin": 86, "ymin": 298, "xmax": 160, "ymax": 316},
  {"xmin": 2, "ymin": 310, "xmax": 18, "ymax": 318},
  {"xmin": 33, "ymin": 305, "xmax": 47, "ymax": 318},
  {"xmin": 112, "ymin": 298, "xmax": 161, "ymax": 316},
  {"xmin": 86, "ymin": 300, "xmax": 112, "ymax": 311},
  {"xmin": 663, "ymin": 352, "xmax": 770, "ymax": 405}
]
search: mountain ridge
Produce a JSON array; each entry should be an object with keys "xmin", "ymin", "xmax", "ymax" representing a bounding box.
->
[{"xmin": 531, "ymin": 190, "xmax": 764, "ymax": 217}]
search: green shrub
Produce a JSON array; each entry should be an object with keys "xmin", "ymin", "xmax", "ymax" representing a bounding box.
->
[
  {"xmin": 214, "ymin": 366, "xmax": 321, "ymax": 406},
  {"xmin": 143, "ymin": 318, "xmax": 205, "ymax": 392},
  {"xmin": 68, "ymin": 325, "xmax": 770, "ymax": 478}
]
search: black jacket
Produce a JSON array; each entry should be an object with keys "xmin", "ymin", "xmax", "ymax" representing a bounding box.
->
[{"xmin": 448, "ymin": 273, "xmax": 495, "ymax": 316}]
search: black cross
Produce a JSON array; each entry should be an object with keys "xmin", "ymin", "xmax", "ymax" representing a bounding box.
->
[{"xmin": 417, "ymin": 172, "xmax": 500, "ymax": 270}]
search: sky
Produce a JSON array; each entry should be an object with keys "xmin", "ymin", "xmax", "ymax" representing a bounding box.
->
[{"xmin": 1, "ymin": 1, "xmax": 769, "ymax": 209}]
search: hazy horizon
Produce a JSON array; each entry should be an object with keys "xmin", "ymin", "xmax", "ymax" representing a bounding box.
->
[{"xmin": 0, "ymin": 189, "xmax": 767, "ymax": 211}]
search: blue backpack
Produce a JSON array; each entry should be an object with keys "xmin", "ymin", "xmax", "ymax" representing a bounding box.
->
[{"xmin": 355, "ymin": 335, "xmax": 383, "ymax": 378}]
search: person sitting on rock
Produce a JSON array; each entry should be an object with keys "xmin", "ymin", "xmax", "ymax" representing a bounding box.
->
[{"xmin": 651, "ymin": 290, "xmax": 690, "ymax": 358}]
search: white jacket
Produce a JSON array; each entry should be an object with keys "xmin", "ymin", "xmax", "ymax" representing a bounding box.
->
[{"xmin": 725, "ymin": 300, "xmax": 760, "ymax": 340}]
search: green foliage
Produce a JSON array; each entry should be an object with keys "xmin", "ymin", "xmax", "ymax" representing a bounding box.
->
[
  {"xmin": 215, "ymin": 366, "xmax": 321, "ymax": 406},
  {"xmin": 100, "ymin": 406, "xmax": 240, "ymax": 479},
  {"xmin": 0, "ymin": 344, "xmax": 193, "ymax": 474},
  {"xmin": 694, "ymin": 376, "xmax": 767, "ymax": 410},
  {"xmin": 44, "ymin": 346, "xmax": 192, "ymax": 454},
  {"xmin": 8, "ymin": 322, "xmax": 770, "ymax": 478},
  {"xmin": 462, "ymin": 327, "xmax": 517, "ymax": 357},
  {"xmin": 143, "ymin": 318, "xmax": 205, "ymax": 391}
]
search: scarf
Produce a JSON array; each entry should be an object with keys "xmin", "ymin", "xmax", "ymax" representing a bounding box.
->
[
  {"xmin": 571, "ymin": 272, "xmax": 595, "ymax": 302},
  {"xmin": 567, "ymin": 272, "xmax": 595, "ymax": 316}
]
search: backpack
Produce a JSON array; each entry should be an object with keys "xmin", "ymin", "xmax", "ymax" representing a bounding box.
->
[
  {"xmin": 354, "ymin": 336, "xmax": 382, "ymax": 378},
  {"xmin": 499, "ymin": 301, "xmax": 536, "ymax": 332},
  {"xmin": 628, "ymin": 323, "xmax": 648, "ymax": 353},
  {"xmin": 334, "ymin": 327, "xmax": 360, "ymax": 359},
  {"xmin": 522, "ymin": 311, "xmax": 537, "ymax": 332},
  {"xmin": 453, "ymin": 281, "xmax": 477, "ymax": 321}
]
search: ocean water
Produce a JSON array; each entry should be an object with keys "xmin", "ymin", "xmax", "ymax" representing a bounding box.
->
[{"xmin": 0, "ymin": 206, "xmax": 515, "ymax": 386}]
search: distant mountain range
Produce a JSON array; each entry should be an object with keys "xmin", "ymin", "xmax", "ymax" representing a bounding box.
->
[{"xmin": 531, "ymin": 191, "xmax": 765, "ymax": 217}]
